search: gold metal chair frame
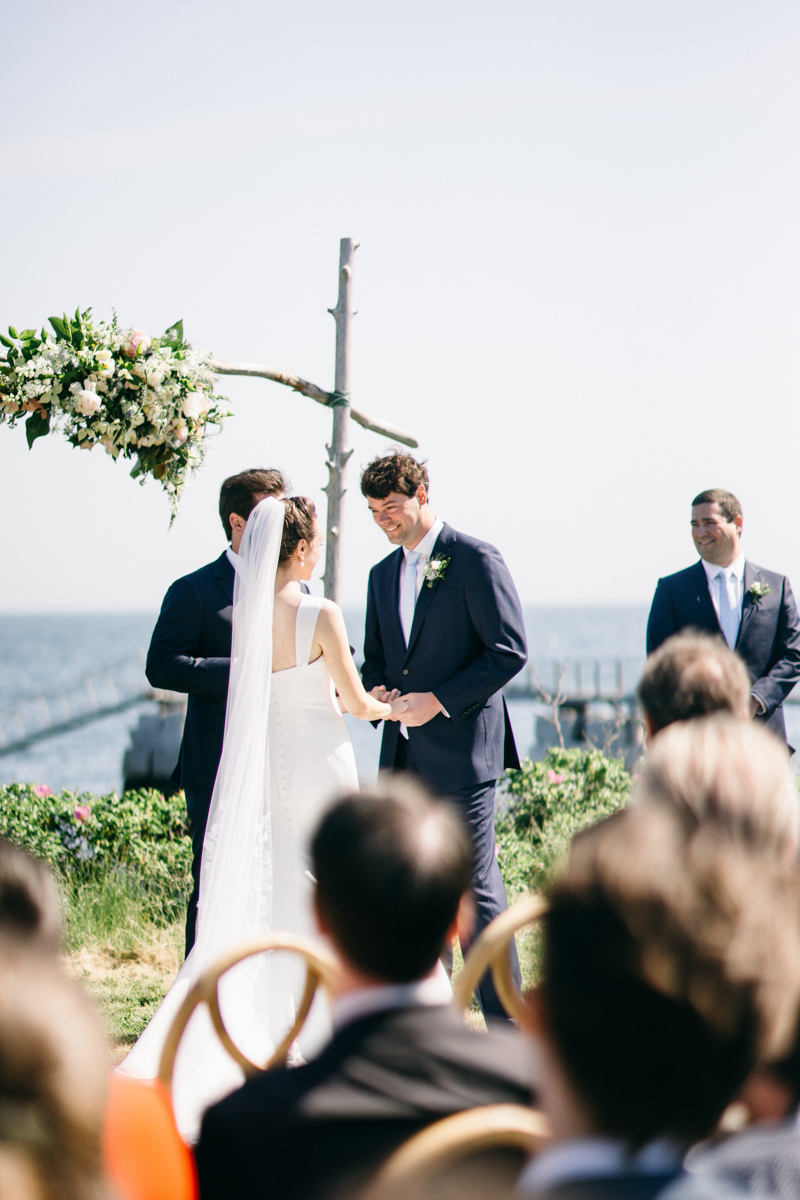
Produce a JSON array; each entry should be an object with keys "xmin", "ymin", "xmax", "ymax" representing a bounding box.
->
[
  {"xmin": 157, "ymin": 932, "xmax": 340, "ymax": 1102},
  {"xmin": 360, "ymin": 1103, "xmax": 550, "ymax": 1200},
  {"xmin": 452, "ymin": 893, "xmax": 548, "ymax": 1025}
]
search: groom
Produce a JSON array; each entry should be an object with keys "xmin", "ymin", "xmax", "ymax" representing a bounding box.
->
[
  {"xmin": 361, "ymin": 453, "xmax": 528, "ymax": 1021},
  {"xmin": 147, "ymin": 467, "xmax": 300, "ymax": 955}
]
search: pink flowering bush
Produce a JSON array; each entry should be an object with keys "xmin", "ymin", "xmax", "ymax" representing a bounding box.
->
[
  {"xmin": 0, "ymin": 783, "xmax": 191, "ymax": 922},
  {"xmin": 495, "ymin": 748, "xmax": 631, "ymax": 895}
]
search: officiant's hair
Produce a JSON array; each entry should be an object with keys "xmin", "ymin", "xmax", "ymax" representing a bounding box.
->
[
  {"xmin": 545, "ymin": 804, "xmax": 800, "ymax": 1147},
  {"xmin": 360, "ymin": 452, "xmax": 429, "ymax": 500},
  {"xmin": 312, "ymin": 780, "xmax": 471, "ymax": 982},
  {"xmin": 219, "ymin": 468, "xmax": 287, "ymax": 541},
  {"xmin": 279, "ymin": 497, "xmax": 317, "ymax": 564},
  {"xmin": 691, "ymin": 489, "xmax": 742, "ymax": 524},
  {"xmin": 638, "ymin": 631, "xmax": 751, "ymax": 734}
]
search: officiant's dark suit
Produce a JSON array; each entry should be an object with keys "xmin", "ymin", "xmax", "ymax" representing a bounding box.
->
[{"xmin": 362, "ymin": 522, "xmax": 528, "ymax": 1019}]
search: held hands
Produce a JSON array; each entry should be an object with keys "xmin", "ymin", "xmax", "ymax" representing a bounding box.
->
[
  {"xmin": 397, "ymin": 692, "xmax": 445, "ymax": 727},
  {"xmin": 369, "ymin": 685, "xmax": 406, "ymax": 721}
]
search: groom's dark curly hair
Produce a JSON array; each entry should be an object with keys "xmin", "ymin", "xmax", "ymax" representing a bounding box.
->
[{"xmin": 360, "ymin": 452, "xmax": 429, "ymax": 500}]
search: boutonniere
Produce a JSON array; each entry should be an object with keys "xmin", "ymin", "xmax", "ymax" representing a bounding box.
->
[
  {"xmin": 748, "ymin": 580, "xmax": 771, "ymax": 603},
  {"xmin": 423, "ymin": 556, "xmax": 450, "ymax": 588}
]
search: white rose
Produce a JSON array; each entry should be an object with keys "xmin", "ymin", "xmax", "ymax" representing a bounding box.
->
[
  {"xmin": 72, "ymin": 380, "xmax": 102, "ymax": 416},
  {"xmin": 94, "ymin": 350, "xmax": 115, "ymax": 377},
  {"xmin": 182, "ymin": 392, "xmax": 207, "ymax": 420},
  {"xmin": 145, "ymin": 364, "xmax": 165, "ymax": 389}
]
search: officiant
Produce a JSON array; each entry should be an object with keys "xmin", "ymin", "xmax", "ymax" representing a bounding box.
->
[{"xmin": 146, "ymin": 467, "xmax": 294, "ymax": 954}]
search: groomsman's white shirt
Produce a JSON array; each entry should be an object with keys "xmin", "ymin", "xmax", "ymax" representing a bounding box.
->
[
  {"xmin": 397, "ymin": 517, "xmax": 446, "ymax": 738},
  {"xmin": 701, "ymin": 552, "xmax": 764, "ymax": 713},
  {"xmin": 701, "ymin": 552, "xmax": 744, "ymax": 648},
  {"xmin": 398, "ymin": 518, "xmax": 445, "ymax": 645}
]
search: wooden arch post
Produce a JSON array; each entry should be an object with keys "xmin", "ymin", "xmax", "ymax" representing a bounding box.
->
[{"xmin": 209, "ymin": 238, "xmax": 417, "ymax": 602}]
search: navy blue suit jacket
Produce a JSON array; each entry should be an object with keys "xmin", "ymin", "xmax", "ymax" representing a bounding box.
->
[
  {"xmin": 146, "ymin": 553, "xmax": 310, "ymax": 792},
  {"xmin": 362, "ymin": 524, "xmax": 527, "ymax": 792},
  {"xmin": 646, "ymin": 559, "xmax": 800, "ymax": 742},
  {"xmin": 146, "ymin": 553, "xmax": 235, "ymax": 792}
]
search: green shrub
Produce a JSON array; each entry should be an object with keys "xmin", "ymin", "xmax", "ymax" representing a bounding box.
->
[
  {"xmin": 0, "ymin": 784, "xmax": 192, "ymax": 924},
  {"xmin": 496, "ymin": 747, "xmax": 632, "ymax": 897}
]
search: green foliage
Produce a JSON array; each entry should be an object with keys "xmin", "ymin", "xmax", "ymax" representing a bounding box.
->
[
  {"xmin": 496, "ymin": 747, "xmax": 632, "ymax": 898},
  {"xmin": 0, "ymin": 784, "xmax": 192, "ymax": 924}
]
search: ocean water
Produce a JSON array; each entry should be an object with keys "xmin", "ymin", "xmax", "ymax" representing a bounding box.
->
[{"xmin": 2, "ymin": 607, "xmax": 796, "ymax": 795}]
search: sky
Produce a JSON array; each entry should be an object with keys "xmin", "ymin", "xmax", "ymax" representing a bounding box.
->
[{"xmin": 1, "ymin": 1, "xmax": 799, "ymax": 612}]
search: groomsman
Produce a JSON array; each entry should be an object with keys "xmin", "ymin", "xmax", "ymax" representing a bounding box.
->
[
  {"xmin": 147, "ymin": 467, "xmax": 290, "ymax": 954},
  {"xmin": 361, "ymin": 453, "xmax": 528, "ymax": 1020},
  {"xmin": 646, "ymin": 488, "xmax": 800, "ymax": 744}
]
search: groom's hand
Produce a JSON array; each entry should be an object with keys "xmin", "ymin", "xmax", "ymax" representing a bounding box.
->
[{"xmin": 398, "ymin": 692, "xmax": 445, "ymax": 726}]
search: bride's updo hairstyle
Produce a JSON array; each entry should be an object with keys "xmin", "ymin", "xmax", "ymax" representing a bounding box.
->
[{"xmin": 279, "ymin": 497, "xmax": 317, "ymax": 564}]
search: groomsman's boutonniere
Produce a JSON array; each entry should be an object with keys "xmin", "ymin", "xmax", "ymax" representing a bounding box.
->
[
  {"xmin": 423, "ymin": 556, "xmax": 450, "ymax": 588},
  {"xmin": 748, "ymin": 580, "xmax": 771, "ymax": 604}
]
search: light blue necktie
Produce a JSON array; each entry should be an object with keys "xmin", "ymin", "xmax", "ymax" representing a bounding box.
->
[{"xmin": 716, "ymin": 570, "xmax": 739, "ymax": 648}]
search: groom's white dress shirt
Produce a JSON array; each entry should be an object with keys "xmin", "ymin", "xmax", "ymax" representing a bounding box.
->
[
  {"xmin": 701, "ymin": 553, "xmax": 764, "ymax": 714},
  {"xmin": 397, "ymin": 518, "xmax": 446, "ymax": 738},
  {"xmin": 398, "ymin": 518, "xmax": 445, "ymax": 645}
]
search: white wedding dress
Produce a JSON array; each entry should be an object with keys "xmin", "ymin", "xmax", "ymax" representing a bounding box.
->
[{"xmin": 118, "ymin": 497, "xmax": 359, "ymax": 1140}]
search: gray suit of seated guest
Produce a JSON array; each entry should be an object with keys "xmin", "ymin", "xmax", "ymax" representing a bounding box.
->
[
  {"xmin": 194, "ymin": 779, "xmax": 534, "ymax": 1200},
  {"xmin": 146, "ymin": 468, "xmax": 297, "ymax": 955}
]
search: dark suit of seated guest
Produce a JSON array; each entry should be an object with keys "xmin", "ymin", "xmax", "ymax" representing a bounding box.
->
[
  {"xmin": 516, "ymin": 803, "xmax": 800, "ymax": 1200},
  {"xmin": 194, "ymin": 778, "xmax": 533, "ymax": 1200}
]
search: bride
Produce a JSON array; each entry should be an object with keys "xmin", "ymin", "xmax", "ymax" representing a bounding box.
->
[{"xmin": 119, "ymin": 495, "xmax": 407, "ymax": 1138}]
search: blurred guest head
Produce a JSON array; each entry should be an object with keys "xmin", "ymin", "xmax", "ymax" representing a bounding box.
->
[
  {"xmin": 633, "ymin": 714, "xmax": 799, "ymax": 862},
  {"xmin": 638, "ymin": 631, "xmax": 751, "ymax": 738},
  {"xmin": 0, "ymin": 954, "xmax": 108, "ymax": 1200},
  {"xmin": 0, "ymin": 840, "xmax": 61, "ymax": 954},
  {"xmin": 312, "ymin": 778, "xmax": 471, "ymax": 984},
  {"xmin": 530, "ymin": 804, "xmax": 800, "ymax": 1151}
]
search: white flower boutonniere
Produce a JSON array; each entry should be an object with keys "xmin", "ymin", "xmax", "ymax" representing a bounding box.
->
[
  {"xmin": 423, "ymin": 556, "xmax": 450, "ymax": 588},
  {"xmin": 748, "ymin": 580, "xmax": 771, "ymax": 603}
]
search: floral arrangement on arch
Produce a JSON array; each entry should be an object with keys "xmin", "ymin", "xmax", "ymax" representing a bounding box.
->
[{"xmin": 0, "ymin": 309, "xmax": 228, "ymax": 518}]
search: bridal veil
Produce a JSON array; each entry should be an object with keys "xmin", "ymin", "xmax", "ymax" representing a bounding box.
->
[{"xmin": 119, "ymin": 497, "xmax": 286, "ymax": 1137}]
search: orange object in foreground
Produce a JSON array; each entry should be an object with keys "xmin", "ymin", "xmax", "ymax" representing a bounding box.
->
[{"xmin": 103, "ymin": 1074, "xmax": 197, "ymax": 1200}]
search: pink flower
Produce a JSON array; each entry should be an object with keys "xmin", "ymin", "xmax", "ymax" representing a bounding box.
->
[
  {"xmin": 74, "ymin": 806, "xmax": 91, "ymax": 823},
  {"xmin": 121, "ymin": 329, "xmax": 151, "ymax": 358},
  {"xmin": 33, "ymin": 784, "xmax": 52, "ymax": 798},
  {"xmin": 547, "ymin": 770, "xmax": 564, "ymax": 784}
]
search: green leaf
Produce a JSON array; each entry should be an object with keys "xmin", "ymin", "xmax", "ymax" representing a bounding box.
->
[
  {"xmin": 48, "ymin": 316, "xmax": 69, "ymax": 340},
  {"xmin": 0, "ymin": 334, "xmax": 13, "ymax": 349},
  {"xmin": 19, "ymin": 329, "xmax": 36, "ymax": 340},
  {"xmin": 164, "ymin": 319, "xmax": 184, "ymax": 346},
  {"xmin": 25, "ymin": 410, "xmax": 51, "ymax": 448},
  {"xmin": 8, "ymin": 327, "xmax": 17, "ymax": 339}
]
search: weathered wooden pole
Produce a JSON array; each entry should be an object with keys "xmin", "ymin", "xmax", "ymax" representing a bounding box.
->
[{"xmin": 322, "ymin": 238, "xmax": 356, "ymax": 603}]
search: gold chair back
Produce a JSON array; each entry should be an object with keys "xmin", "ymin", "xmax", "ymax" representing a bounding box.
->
[
  {"xmin": 452, "ymin": 894, "xmax": 548, "ymax": 1025},
  {"xmin": 360, "ymin": 1103, "xmax": 550, "ymax": 1200},
  {"xmin": 157, "ymin": 932, "xmax": 339, "ymax": 1103}
]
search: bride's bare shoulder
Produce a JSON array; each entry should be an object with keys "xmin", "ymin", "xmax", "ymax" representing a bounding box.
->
[{"xmin": 315, "ymin": 599, "xmax": 346, "ymax": 634}]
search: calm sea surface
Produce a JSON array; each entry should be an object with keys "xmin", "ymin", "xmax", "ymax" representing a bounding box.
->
[{"xmin": 1, "ymin": 607, "xmax": 795, "ymax": 794}]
